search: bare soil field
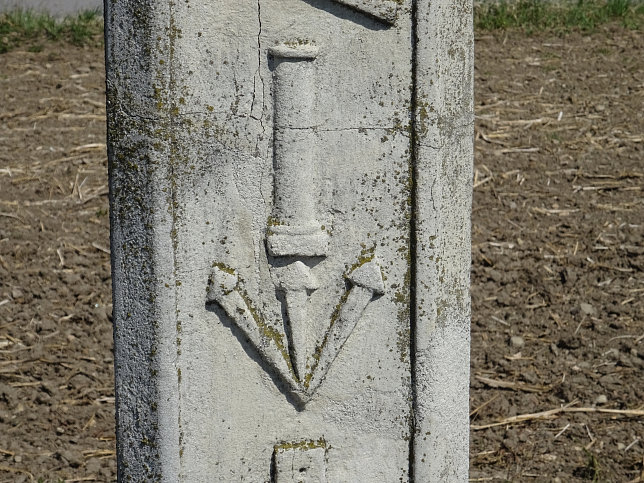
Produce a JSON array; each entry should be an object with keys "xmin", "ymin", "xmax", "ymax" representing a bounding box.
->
[{"xmin": 0, "ymin": 24, "xmax": 642, "ymax": 482}]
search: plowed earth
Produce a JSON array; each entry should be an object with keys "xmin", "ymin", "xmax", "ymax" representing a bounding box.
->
[{"xmin": 0, "ymin": 24, "xmax": 642, "ymax": 482}]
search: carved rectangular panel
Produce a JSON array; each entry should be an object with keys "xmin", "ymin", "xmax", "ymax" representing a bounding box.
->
[
  {"xmin": 274, "ymin": 440, "xmax": 327, "ymax": 483},
  {"xmin": 164, "ymin": 2, "xmax": 415, "ymax": 479}
]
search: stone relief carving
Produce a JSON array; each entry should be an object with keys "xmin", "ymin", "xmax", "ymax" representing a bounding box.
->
[
  {"xmin": 273, "ymin": 440, "xmax": 327, "ymax": 482},
  {"xmin": 206, "ymin": 2, "xmax": 397, "ymax": 406},
  {"xmin": 207, "ymin": 257, "xmax": 384, "ymax": 404},
  {"xmin": 266, "ymin": 45, "xmax": 328, "ymax": 261},
  {"xmin": 327, "ymin": 0, "xmax": 399, "ymax": 24},
  {"xmin": 206, "ymin": 43, "xmax": 385, "ymax": 405}
]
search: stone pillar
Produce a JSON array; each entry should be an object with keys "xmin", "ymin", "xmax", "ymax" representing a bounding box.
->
[{"xmin": 106, "ymin": 0, "xmax": 473, "ymax": 481}]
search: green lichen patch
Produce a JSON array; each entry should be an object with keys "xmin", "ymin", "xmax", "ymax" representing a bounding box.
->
[
  {"xmin": 346, "ymin": 244, "xmax": 376, "ymax": 275},
  {"xmin": 237, "ymin": 286, "xmax": 296, "ymax": 379},
  {"xmin": 302, "ymin": 287, "xmax": 352, "ymax": 390},
  {"xmin": 211, "ymin": 261, "xmax": 236, "ymax": 275},
  {"xmin": 274, "ymin": 438, "xmax": 326, "ymax": 452}
]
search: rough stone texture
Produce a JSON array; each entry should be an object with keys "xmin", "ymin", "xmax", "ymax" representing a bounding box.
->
[
  {"xmin": 413, "ymin": 0, "xmax": 473, "ymax": 479},
  {"xmin": 106, "ymin": 0, "xmax": 472, "ymax": 480}
]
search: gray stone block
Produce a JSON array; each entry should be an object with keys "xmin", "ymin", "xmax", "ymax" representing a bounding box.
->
[{"xmin": 107, "ymin": 0, "xmax": 473, "ymax": 480}]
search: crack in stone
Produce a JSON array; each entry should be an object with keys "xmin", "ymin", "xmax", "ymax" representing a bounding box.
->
[
  {"xmin": 113, "ymin": 108, "xmax": 159, "ymax": 123},
  {"xmin": 417, "ymin": 140, "xmax": 442, "ymax": 150},
  {"xmin": 254, "ymin": 0, "xmax": 269, "ymax": 225},
  {"xmin": 250, "ymin": 0, "xmax": 267, "ymax": 157}
]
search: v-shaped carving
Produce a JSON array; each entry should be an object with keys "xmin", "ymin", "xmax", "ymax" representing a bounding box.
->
[{"xmin": 206, "ymin": 260, "xmax": 384, "ymax": 405}]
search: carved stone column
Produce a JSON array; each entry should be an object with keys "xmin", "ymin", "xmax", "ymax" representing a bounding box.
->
[{"xmin": 106, "ymin": 0, "xmax": 473, "ymax": 480}]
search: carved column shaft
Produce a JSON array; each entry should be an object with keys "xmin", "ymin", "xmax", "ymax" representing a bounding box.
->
[{"xmin": 270, "ymin": 45, "xmax": 319, "ymax": 238}]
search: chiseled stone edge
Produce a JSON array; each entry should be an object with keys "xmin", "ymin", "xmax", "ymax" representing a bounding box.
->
[
  {"xmin": 333, "ymin": 0, "xmax": 399, "ymax": 24},
  {"xmin": 412, "ymin": 0, "xmax": 474, "ymax": 480},
  {"xmin": 106, "ymin": 0, "xmax": 181, "ymax": 480}
]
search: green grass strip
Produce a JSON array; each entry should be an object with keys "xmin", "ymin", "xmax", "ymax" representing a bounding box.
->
[
  {"xmin": 0, "ymin": 8, "xmax": 102, "ymax": 54},
  {"xmin": 0, "ymin": 1, "xmax": 642, "ymax": 54},
  {"xmin": 475, "ymin": 0, "xmax": 644, "ymax": 32}
]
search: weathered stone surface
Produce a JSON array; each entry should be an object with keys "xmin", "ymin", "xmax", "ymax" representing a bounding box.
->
[{"xmin": 107, "ymin": 0, "xmax": 472, "ymax": 480}]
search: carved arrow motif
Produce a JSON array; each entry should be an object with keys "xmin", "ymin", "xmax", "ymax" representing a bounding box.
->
[
  {"xmin": 206, "ymin": 259, "xmax": 384, "ymax": 404},
  {"xmin": 205, "ymin": 2, "xmax": 394, "ymax": 405}
]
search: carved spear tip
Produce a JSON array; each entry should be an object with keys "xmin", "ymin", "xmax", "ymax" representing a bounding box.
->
[
  {"xmin": 274, "ymin": 260, "xmax": 319, "ymax": 292},
  {"xmin": 348, "ymin": 260, "xmax": 385, "ymax": 295}
]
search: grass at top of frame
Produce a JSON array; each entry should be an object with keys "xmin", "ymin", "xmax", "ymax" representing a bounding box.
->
[
  {"xmin": 475, "ymin": 0, "xmax": 644, "ymax": 32},
  {"xmin": 0, "ymin": 8, "xmax": 102, "ymax": 54},
  {"xmin": 0, "ymin": 0, "xmax": 642, "ymax": 54}
]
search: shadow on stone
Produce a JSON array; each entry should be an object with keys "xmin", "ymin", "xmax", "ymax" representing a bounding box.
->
[
  {"xmin": 298, "ymin": 0, "xmax": 390, "ymax": 31},
  {"xmin": 205, "ymin": 301, "xmax": 307, "ymax": 411}
]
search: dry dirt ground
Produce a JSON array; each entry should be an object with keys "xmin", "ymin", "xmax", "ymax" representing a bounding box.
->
[{"xmin": 0, "ymin": 25, "xmax": 642, "ymax": 482}]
